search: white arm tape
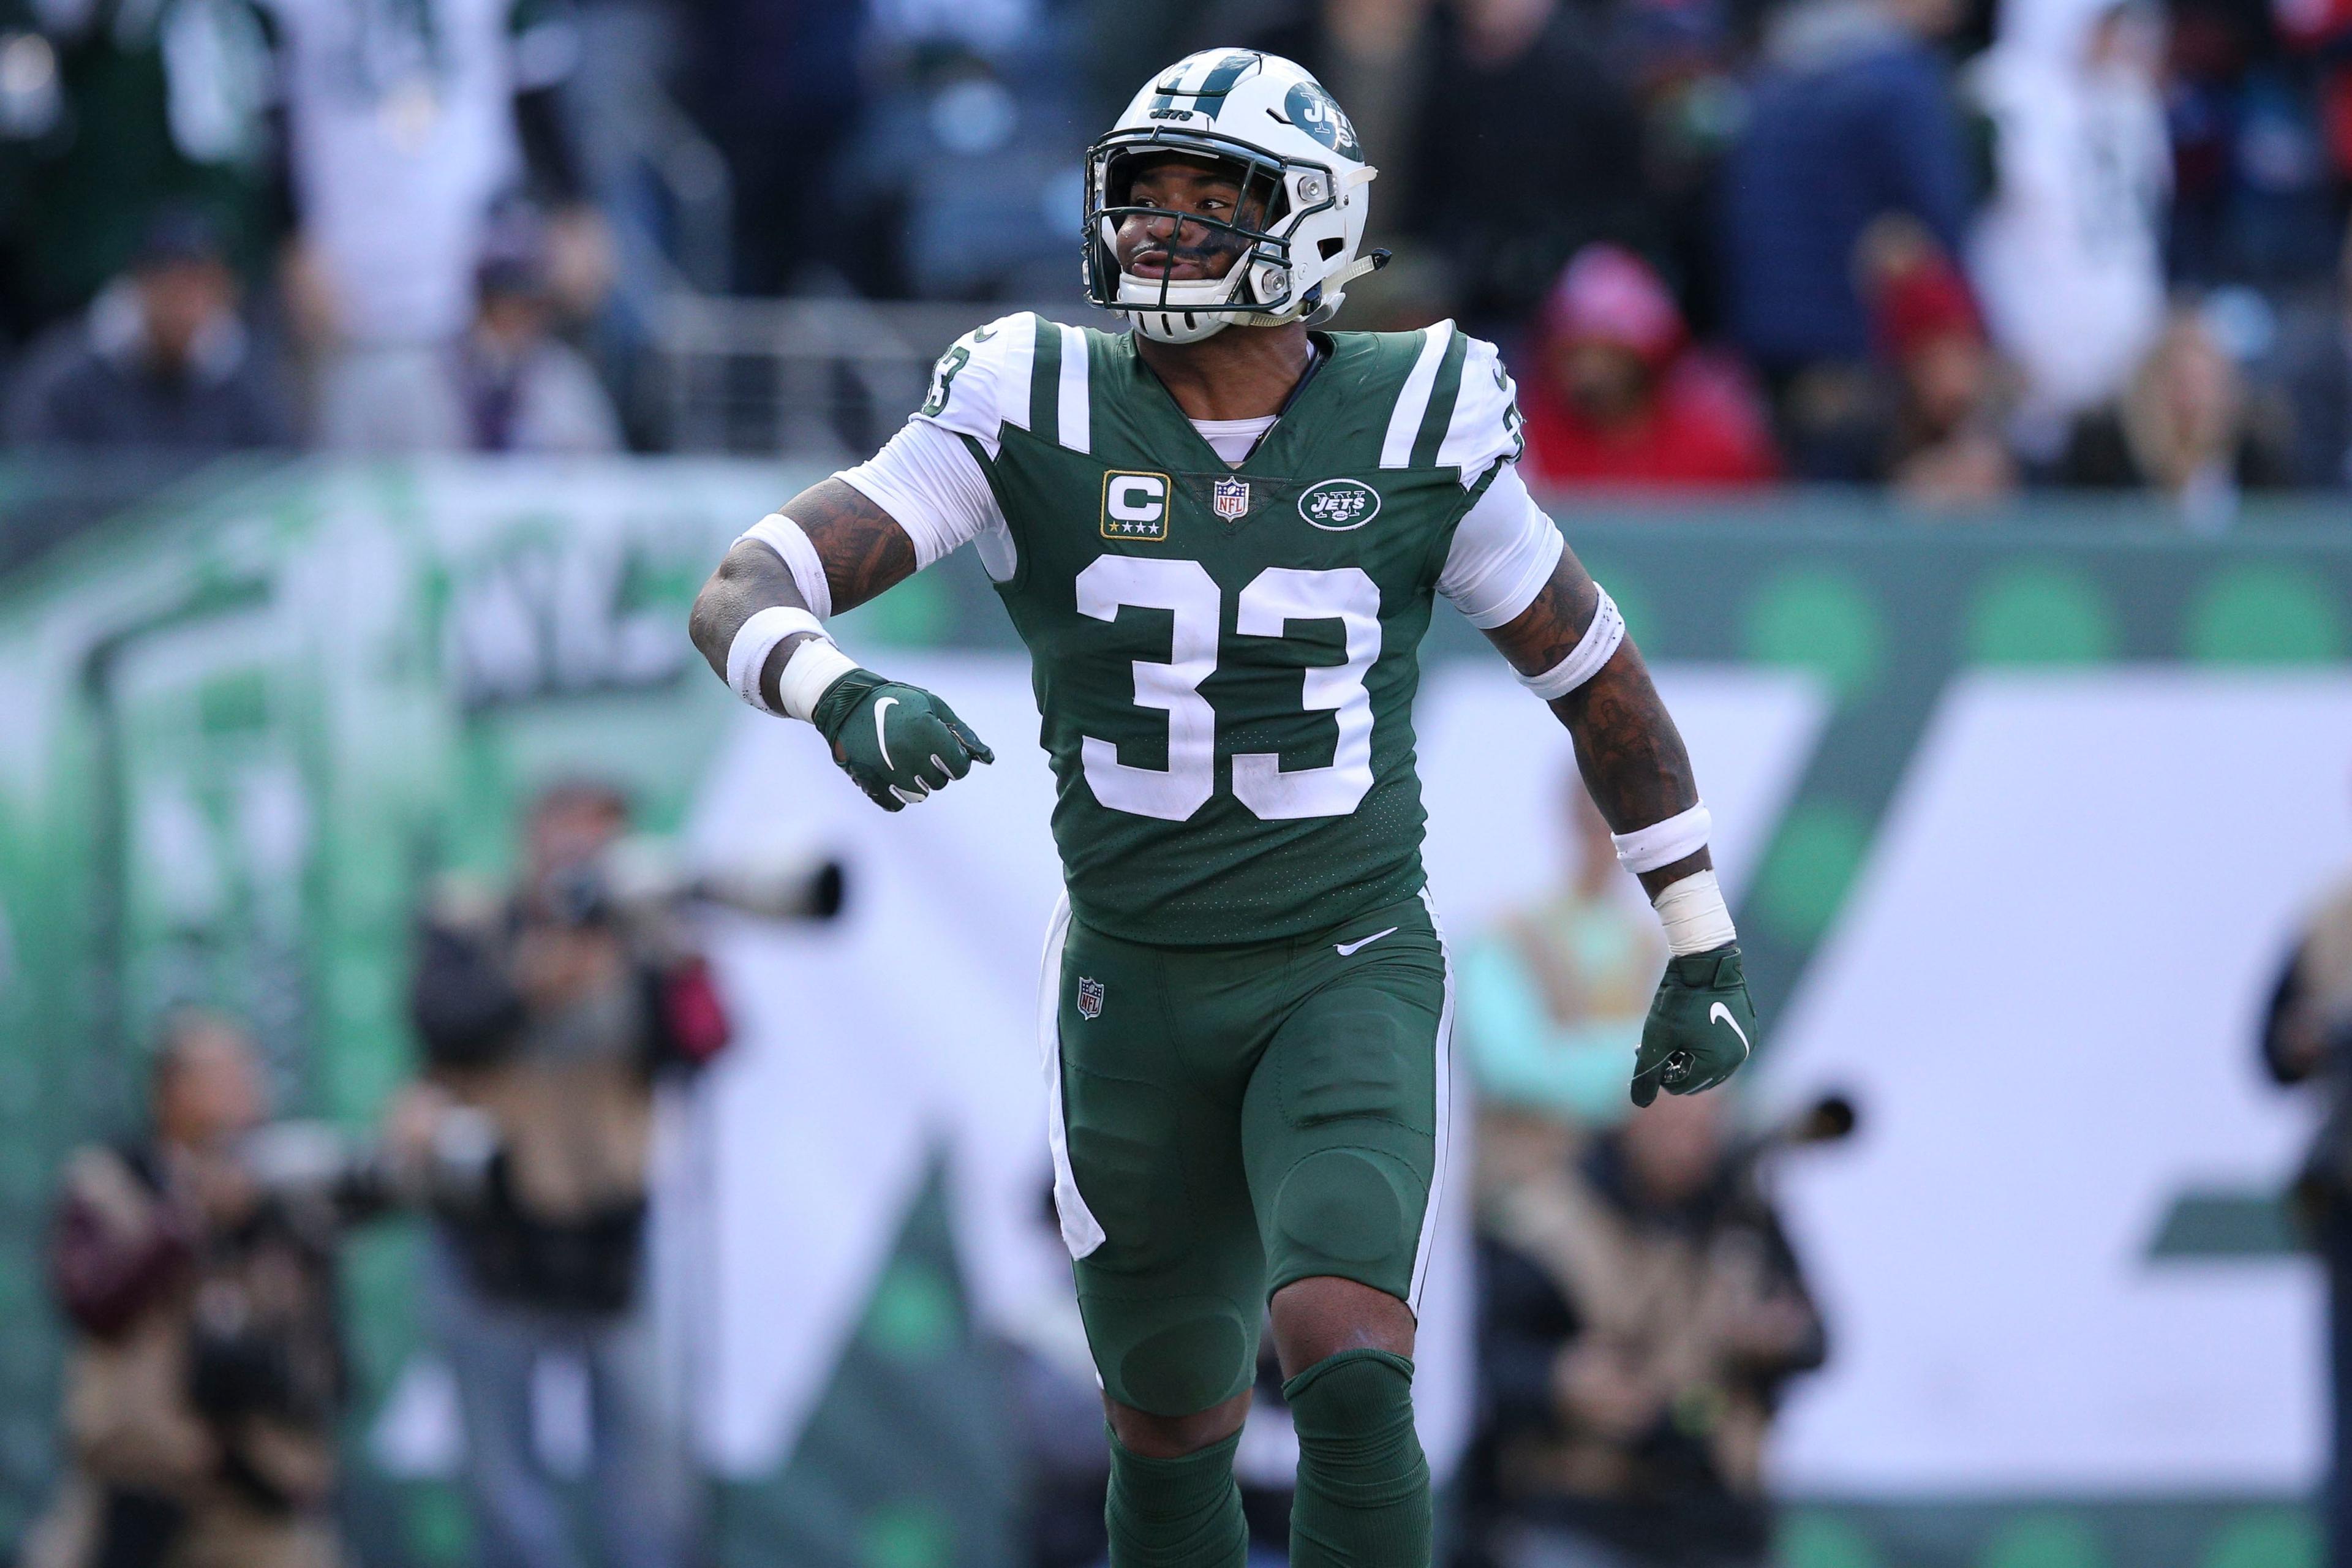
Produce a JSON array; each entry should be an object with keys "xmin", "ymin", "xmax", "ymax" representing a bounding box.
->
[
  {"xmin": 1613, "ymin": 801, "xmax": 1710, "ymax": 873},
  {"xmin": 1653, "ymin": 869, "xmax": 1736, "ymax": 956},
  {"xmin": 1516, "ymin": 587, "xmax": 1624, "ymax": 700},
  {"xmin": 776, "ymin": 638, "xmax": 861, "ymax": 724},
  {"xmin": 737, "ymin": 513, "xmax": 833, "ymax": 620},
  {"xmin": 726, "ymin": 606, "xmax": 828, "ymax": 715}
]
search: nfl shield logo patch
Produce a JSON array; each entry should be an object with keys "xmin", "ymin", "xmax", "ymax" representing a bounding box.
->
[
  {"xmin": 1077, "ymin": 978, "xmax": 1106, "ymax": 1020},
  {"xmin": 1212, "ymin": 477, "xmax": 1251, "ymax": 521}
]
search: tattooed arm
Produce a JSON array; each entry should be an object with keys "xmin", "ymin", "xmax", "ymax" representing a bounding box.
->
[
  {"xmin": 687, "ymin": 478, "xmax": 918, "ymax": 710},
  {"xmin": 688, "ymin": 477, "xmax": 990, "ymax": 812},
  {"xmin": 1481, "ymin": 547, "xmax": 1709, "ymax": 900},
  {"xmin": 1483, "ymin": 541, "xmax": 1758, "ymax": 1104}
]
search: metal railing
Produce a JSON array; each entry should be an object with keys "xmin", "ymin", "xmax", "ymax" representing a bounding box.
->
[{"xmin": 644, "ymin": 294, "xmax": 1122, "ymax": 458}]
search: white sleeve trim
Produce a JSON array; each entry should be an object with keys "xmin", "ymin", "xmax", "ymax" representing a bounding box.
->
[
  {"xmin": 1438, "ymin": 464, "xmax": 1564, "ymax": 629},
  {"xmin": 737, "ymin": 514, "xmax": 832, "ymax": 620},
  {"xmin": 1439, "ymin": 333, "xmax": 1525, "ymax": 488},
  {"xmin": 1517, "ymin": 587, "xmax": 1623, "ymax": 700},
  {"xmin": 836, "ymin": 418, "xmax": 1012, "ymax": 578},
  {"xmin": 1613, "ymin": 803, "xmax": 1711, "ymax": 874}
]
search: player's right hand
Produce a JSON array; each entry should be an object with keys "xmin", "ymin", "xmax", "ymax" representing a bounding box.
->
[{"xmin": 809, "ymin": 669, "xmax": 993, "ymax": 812}]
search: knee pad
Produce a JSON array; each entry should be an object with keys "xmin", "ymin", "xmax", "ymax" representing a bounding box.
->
[
  {"xmin": 1270, "ymin": 1147, "xmax": 1416, "ymax": 1280},
  {"xmin": 1087, "ymin": 1297, "xmax": 1261, "ymax": 1420}
]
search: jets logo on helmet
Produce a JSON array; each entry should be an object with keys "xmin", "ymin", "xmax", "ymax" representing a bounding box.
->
[
  {"xmin": 1282, "ymin": 82, "xmax": 1360, "ymax": 159},
  {"xmin": 1082, "ymin": 50, "xmax": 1387, "ymax": 344}
]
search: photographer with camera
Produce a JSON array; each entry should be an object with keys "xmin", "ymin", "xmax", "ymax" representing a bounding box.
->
[
  {"xmin": 2263, "ymin": 863, "xmax": 2352, "ymax": 1568},
  {"xmin": 406, "ymin": 782, "xmax": 731, "ymax": 1568},
  {"xmin": 1465, "ymin": 1091, "xmax": 1839, "ymax": 1568},
  {"xmin": 28, "ymin": 1009, "xmax": 411, "ymax": 1568}
]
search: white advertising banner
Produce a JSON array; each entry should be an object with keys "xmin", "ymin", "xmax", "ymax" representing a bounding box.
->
[{"xmin": 1762, "ymin": 671, "xmax": 2351, "ymax": 1494}]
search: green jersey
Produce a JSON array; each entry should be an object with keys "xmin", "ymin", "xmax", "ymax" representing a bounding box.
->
[{"xmin": 898, "ymin": 312, "xmax": 1541, "ymax": 947}]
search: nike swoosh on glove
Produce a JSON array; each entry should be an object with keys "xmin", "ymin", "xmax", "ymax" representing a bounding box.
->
[
  {"xmin": 810, "ymin": 669, "xmax": 993, "ymax": 812},
  {"xmin": 1630, "ymin": 944, "xmax": 1757, "ymax": 1107}
]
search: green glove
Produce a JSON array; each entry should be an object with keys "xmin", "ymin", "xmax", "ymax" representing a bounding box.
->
[
  {"xmin": 1630, "ymin": 944, "xmax": 1757, "ymax": 1107},
  {"xmin": 810, "ymin": 669, "xmax": 994, "ymax": 812}
]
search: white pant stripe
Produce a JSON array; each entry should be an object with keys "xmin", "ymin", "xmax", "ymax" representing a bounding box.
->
[
  {"xmin": 1408, "ymin": 886, "xmax": 1455, "ymax": 1311},
  {"xmin": 1037, "ymin": 894, "xmax": 1107, "ymax": 1259}
]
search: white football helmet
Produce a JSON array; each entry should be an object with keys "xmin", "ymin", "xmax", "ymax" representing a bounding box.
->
[{"xmin": 1082, "ymin": 49, "xmax": 1385, "ymax": 344}]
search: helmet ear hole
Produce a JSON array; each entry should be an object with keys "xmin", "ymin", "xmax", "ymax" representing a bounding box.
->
[{"xmin": 1318, "ymin": 236, "xmax": 1344, "ymax": 261}]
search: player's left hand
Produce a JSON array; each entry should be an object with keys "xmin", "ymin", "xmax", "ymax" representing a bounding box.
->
[
  {"xmin": 810, "ymin": 668, "xmax": 993, "ymax": 812},
  {"xmin": 1630, "ymin": 944, "xmax": 1757, "ymax": 1107}
]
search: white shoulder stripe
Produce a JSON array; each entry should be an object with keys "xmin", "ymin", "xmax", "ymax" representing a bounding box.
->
[
  {"xmin": 1057, "ymin": 323, "xmax": 1090, "ymax": 454},
  {"xmin": 1381, "ymin": 321, "xmax": 1453, "ymax": 469},
  {"xmin": 1438, "ymin": 334, "xmax": 1514, "ymax": 470},
  {"xmin": 998, "ymin": 316, "xmax": 1036, "ymax": 432}
]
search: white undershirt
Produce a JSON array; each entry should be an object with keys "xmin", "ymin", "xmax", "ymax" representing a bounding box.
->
[
  {"xmin": 831, "ymin": 417, "xmax": 1564, "ymax": 627},
  {"xmin": 1190, "ymin": 416, "xmax": 1278, "ymax": 466}
]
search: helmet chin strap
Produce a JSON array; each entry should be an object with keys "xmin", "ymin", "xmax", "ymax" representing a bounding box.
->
[
  {"xmin": 1318, "ymin": 249, "xmax": 1390, "ymax": 298},
  {"xmin": 1118, "ymin": 272, "xmax": 1240, "ymax": 344},
  {"xmin": 1130, "ymin": 309, "xmax": 1232, "ymax": 344},
  {"xmin": 1123, "ymin": 248, "xmax": 1393, "ymax": 341}
]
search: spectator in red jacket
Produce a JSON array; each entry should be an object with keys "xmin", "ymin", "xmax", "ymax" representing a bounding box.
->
[
  {"xmin": 1861, "ymin": 217, "xmax": 2019, "ymax": 506},
  {"xmin": 1517, "ymin": 245, "xmax": 1780, "ymax": 490}
]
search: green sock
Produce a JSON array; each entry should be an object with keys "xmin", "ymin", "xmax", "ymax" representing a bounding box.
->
[
  {"xmin": 1104, "ymin": 1426, "xmax": 1247, "ymax": 1568},
  {"xmin": 1283, "ymin": 1348, "xmax": 1431, "ymax": 1568}
]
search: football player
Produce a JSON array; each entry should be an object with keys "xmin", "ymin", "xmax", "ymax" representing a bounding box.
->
[{"xmin": 688, "ymin": 50, "xmax": 1757, "ymax": 1568}]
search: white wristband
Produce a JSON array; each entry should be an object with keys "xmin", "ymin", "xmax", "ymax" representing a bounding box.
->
[
  {"xmin": 738, "ymin": 514, "xmax": 834, "ymax": 620},
  {"xmin": 1517, "ymin": 587, "xmax": 1624, "ymax": 700},
  {"xmin": 1613, "ymin": 802, "xmax": 1710, "ymax": 873},
  {"xmin": 727, "ymin": 606, "xmax": 827, "ymax": 715},
  {"xmin": 776, "ymin": 638, "xmax": 861, "ymax": 723},
  {"xmin": 1653, "ymin": 870, "xmax": 1736, "ymax": 956}
]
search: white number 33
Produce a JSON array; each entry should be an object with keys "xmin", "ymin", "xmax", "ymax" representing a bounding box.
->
[{"xmin": 1074, "ymin": 557, "xmax": 1380, "ymax": 823}]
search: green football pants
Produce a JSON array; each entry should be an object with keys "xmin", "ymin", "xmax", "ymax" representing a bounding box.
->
[{"xmin": 1041, "ymin": 889, "xmax": 1452, "ymax": 1416}]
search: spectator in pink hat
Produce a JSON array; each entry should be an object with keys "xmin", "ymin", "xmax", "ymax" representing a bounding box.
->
[
  {"xmin": 1859, "ymin": 216, "xmax": 2019, "ymax": 506},
  {"xmin": 1517, "ymin": 245, "xmax": 1779, "ymax": 491}
]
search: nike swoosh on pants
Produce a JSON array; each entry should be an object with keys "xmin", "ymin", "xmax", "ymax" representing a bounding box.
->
[{"xmin": 1334, "ymin": 925, "xmax": 1400, "ymax": 957}]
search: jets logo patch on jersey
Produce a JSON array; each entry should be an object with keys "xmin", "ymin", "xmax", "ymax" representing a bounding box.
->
[
  {"xmin": 1212, "ymin": 477, "xmax": 1251, "ymax": 520},
  {"xmin": 1298, "ymin": 478, "xmax": 1381, "ymax": 531},
  {"xmin": 1101, "ymin": 472, "xmax": 1172, "ymax": 541}
]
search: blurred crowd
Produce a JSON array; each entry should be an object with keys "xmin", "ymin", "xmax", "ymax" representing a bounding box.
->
[
  {"xmin": 31, "ymin": 785, "xmax": 741, "ymax": 1568},
  {"xmin": 1, "ymin": 0, "xmax": 2350, "ymax": 513}
]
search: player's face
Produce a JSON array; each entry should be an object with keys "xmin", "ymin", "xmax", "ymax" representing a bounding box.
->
[{"xmin": 1114, "ymin": 156, "xmax": 1265, "ymax": 283}]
